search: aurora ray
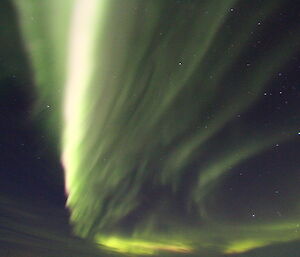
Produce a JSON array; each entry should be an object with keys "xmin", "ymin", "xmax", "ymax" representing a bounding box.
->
[{"xmin": 14, "ymin": 0, "xmax": 300, "ymax": 256}]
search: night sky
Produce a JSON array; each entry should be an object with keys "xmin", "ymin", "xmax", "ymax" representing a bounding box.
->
[{"xmin": 1, "ymin": 0, "xmax": 300, "ymax": 256}]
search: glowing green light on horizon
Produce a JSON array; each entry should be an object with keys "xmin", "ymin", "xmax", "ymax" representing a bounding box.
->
[
  {"xmin": 224, "ymin": 240, "xmax": 270, "ymax": 254},
  {"xmin": 97, "ymin": 236, "xmax": 193, "ymax": 255}
]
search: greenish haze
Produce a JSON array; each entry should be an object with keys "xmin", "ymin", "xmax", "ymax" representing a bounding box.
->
[{"xmin": 14, "ymin": 0, "xmax": 300, "ymax": 255}]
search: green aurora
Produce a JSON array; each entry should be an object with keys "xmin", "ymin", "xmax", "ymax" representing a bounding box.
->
[{"xmin": 13, "ymin": 0, "xmax": 300, "ymax": 256}]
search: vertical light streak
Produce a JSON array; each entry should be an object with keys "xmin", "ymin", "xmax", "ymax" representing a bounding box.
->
[{"xmin": 62, "ymin": 0, "xmax": 107, "ymax": 193}]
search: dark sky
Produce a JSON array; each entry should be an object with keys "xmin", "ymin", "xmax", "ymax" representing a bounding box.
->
[
  {"xmin": 0, "ymin": 0, "xmax": 65, "ymax": 207},
  {"xmin": 1, "ymin": 0, "xmax": 300, "ymax": 256}
]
